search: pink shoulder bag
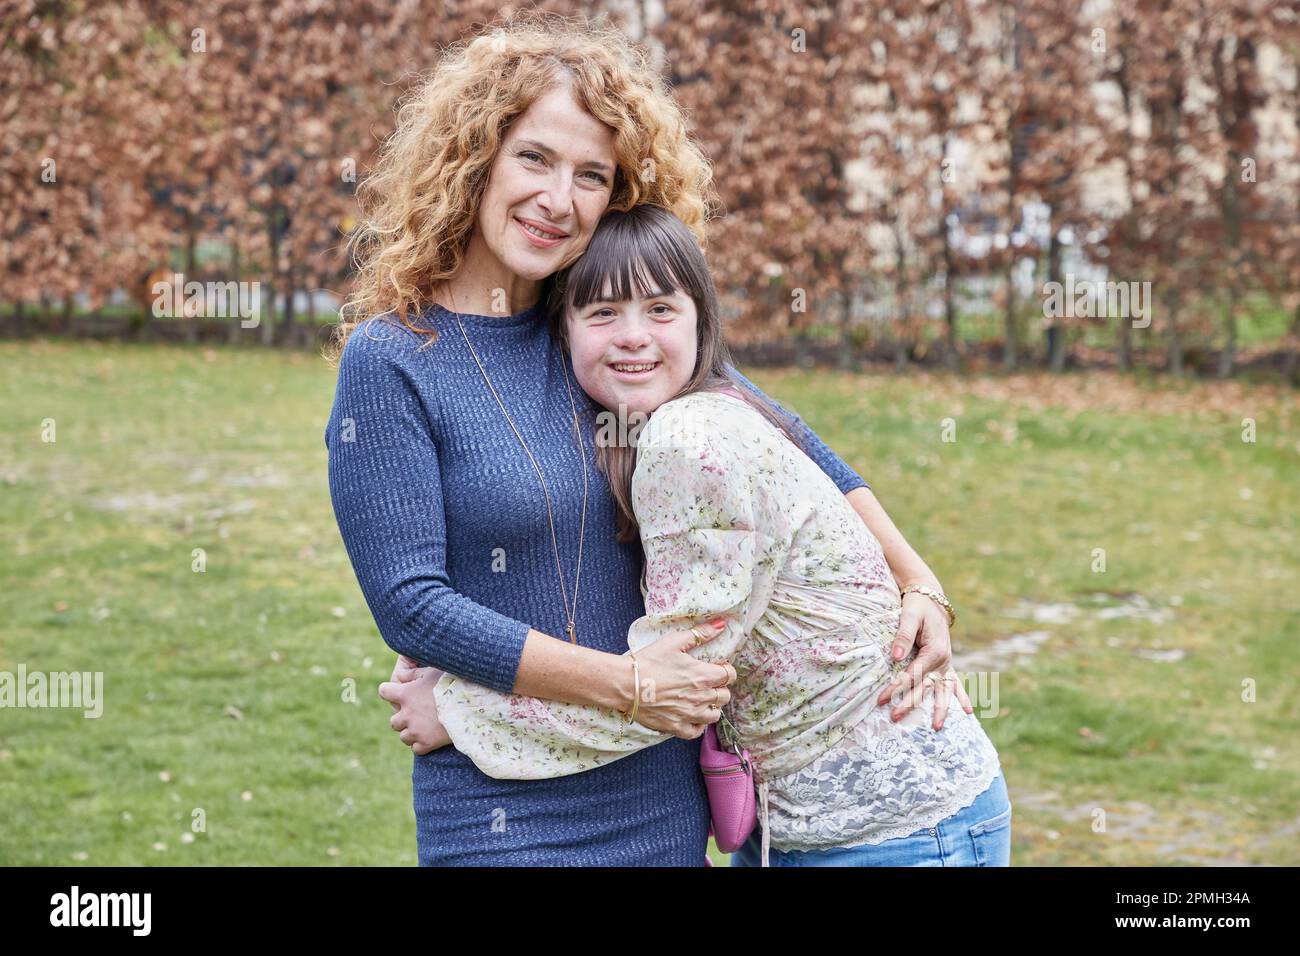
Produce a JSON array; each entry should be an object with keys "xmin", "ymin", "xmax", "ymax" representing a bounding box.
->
[{"xmin": 700, "ymin": 710, "xmax": 757, "ymax": 853}]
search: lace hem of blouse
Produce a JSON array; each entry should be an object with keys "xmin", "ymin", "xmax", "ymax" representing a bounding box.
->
[{"xmin": 760, "ymin": 690, "xmax": 1002, "ymax": 852}]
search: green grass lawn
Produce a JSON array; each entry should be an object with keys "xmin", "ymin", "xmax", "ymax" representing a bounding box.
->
[{"xmin": 1, "ymin": 339, "xmax": 1296, "ymax": 866}]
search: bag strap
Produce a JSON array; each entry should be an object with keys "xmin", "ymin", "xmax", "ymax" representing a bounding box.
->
[{"xmin": 716, "ymin": 708, "xmax": 749, "ymax": 768}]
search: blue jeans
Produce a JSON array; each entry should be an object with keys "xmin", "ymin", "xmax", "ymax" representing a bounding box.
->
[{"xmin": 732, "ymin": 769, "xmax": 1012, "ymax": 867}]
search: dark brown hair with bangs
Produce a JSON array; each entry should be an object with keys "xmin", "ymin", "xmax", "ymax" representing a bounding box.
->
[{"xmin": 547, "ymin": 204, "xmax": 807, "ymax": 544}]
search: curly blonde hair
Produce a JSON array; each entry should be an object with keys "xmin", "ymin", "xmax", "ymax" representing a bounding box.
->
[{"xmin": 325, "ymin": 9, "xmax": 718, "ymax": 363}]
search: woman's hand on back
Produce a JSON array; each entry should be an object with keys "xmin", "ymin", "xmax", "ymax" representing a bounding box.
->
[
  {"xmin": 628, "ymin": 619, "xmax": 737, "ymax": 740},
  {"xmin": 379, "ymin": 655, "xmax": 452, "ymax": 755},
  {"xmin": 876, "ymin": 592, "xmax": 973, "ymax": 729}
]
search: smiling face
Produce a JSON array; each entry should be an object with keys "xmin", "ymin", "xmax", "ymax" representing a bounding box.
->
[
  {"xmin": 565, "ymin": 279, "xmax": 700, "ymax": 419},
  {"xmin": 470, "ymin": 83, "xmax": 617, "ymax": 290}
]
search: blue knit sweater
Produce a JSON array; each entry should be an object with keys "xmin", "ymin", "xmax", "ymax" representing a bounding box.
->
[{"xmin": 325, "ymin": 301, "xmax": 869, "ymax": 865}]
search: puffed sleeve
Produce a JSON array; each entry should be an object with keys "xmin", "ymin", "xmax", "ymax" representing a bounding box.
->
[
  {"xmin": 726, "ymin": 363, "xmax": 870, "ymax": 494},
  {"xmin": 325, "ymin": 319, "xmax": 530, "ymax": 693},
  {"xmin": 434, "ymin": 396, "xmax": 791, "ymax": 779}
]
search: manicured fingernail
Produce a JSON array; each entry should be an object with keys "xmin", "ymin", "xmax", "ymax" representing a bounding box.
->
[
  {"xmin": 711, "ymin": 618, "xmax": 725, "ymax": 628},
  {"xmin": 893, "ymin": 647, "xmax": 903, "ymax": 659}
]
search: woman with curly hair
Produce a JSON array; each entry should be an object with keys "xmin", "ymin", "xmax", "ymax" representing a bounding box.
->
[{"xmin": 324, "ymin": 11, "xmax": 966, "ymax": 866}]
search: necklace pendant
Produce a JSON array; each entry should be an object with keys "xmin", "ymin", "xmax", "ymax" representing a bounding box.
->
[{"xmin": 566, "ymin": 621, "xmax": 576, "ymax": 644}]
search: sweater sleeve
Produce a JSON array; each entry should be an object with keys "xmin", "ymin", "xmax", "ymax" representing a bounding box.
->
[
  {"xmin": 324, "ymin": 320, "xmax": 530, "ymax": 693},
  {"xmin": 432, "ymin": 398, "xmax": 780, "ymax": 779},
  {"xmin": 725, "ymin": 363, "xmax": 869, "ymax": 494}
]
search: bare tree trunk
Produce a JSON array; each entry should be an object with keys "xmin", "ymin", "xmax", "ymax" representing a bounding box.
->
[
  {"xmin": 260, "ymin": 285, "xmax": 276, "ymax": 347},
  {"xmin": 136, "ymin": 271, "xmax": 152, "ymax": 339},
  {"xmin": 1281, "ymin": 302, "xmax": 1300, "ymax": 387},
  {"xmin": 278, "ymin": 258, "xmax": 297, "ymax": 347},
  {"xmin": 893, "ymin": 223, "xmax": 909, "ymax": 371},
  {"xmin": 1217, "ymin": 290, "xmax": 1238, "ymax": 379},
  {"xmin": 305, "ymin": 275, "xmax": 318, "ymax": 349},
  {"xmin": 1001, "ymin": 0, "xmax": 1024, "ymax": 371},
  {"xmin": 1004, "ymin": 256, "xmax": 1019, "ymax": 370},
  {"xmin": 228, "ymin": 239, "xmax": 243, "ymax": 345},
  {"xmin": 1289, "ymin": 99, "xmax": 1300, "ymax": 387},
  {"xmin": 943, "ymin": 264, "xmax": 960, "ymax": 372},
  {"xmin": 1002, "ymin": 163, "xmax": 1020, "ymax": 370},
  {"xmin": 824, "ymin": 290, "xmax": 846, "ymax": 371},
  {"xmin": 793, "ymin": 327, "xmax": 814, "ymax": 369},
  {"xmin": 1117, "ymin": 293, "xmax": 1133, "ymax": 371},
  {"xmin": 261, "ymin": 207, "xmax": 279, "ymax": 346},
  {"xmin": 184, "ymin": 221, "xmax": 199, "ymax": 345},
  {"xmin": 1167, "ymin": 295, "xmax": 1184, "ymax": 377},
  {"xmin": 1112, "ymin": 15, "xmax": 1136, "ymax": 373},
  {"xmin": 1046, "ymin": 227, "xmax": 1067, "ymax": 372},
  {"xmin": 1212, "ymin": 34, "xmax": 1257, "ymax": 379},
  {"xmin": 940, "ymin": 192, "xmax": 961, "ymax": 372}
]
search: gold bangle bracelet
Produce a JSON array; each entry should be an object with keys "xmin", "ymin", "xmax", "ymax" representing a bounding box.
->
[
  {"xmin": 900, "ymin": 584, "xmax": 956, "ymax": 628},
  {"xmin": 626, "ymin": 653, "xmax": 641, "ymax": 724}
]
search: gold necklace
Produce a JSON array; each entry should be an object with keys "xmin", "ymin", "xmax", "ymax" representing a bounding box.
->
[{"xmin": 452, "ymin": 308, "xmax": 589, "ymax": 645}]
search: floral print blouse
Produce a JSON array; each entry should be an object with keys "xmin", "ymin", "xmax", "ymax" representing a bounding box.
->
[{"xmin": 433, "ymin": 388, "xmax": 1001, "ymax": 864}]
